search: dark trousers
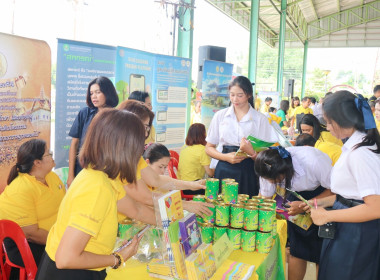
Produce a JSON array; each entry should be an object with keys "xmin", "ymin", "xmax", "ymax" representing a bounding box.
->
[
  {"xmin": 36, "ymin": 252, "xmax": 107, "ymax": 280},
  {"xmin": 214, "ymin": 145, "xmax": 259, "ymax": 197}
]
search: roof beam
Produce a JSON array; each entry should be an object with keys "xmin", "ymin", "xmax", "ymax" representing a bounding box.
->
[
  {"xmin": 307, "ymin": 0, "xmax": 380, "ymax": 40},
  {"xmin": 337, "ymin": 0, "xmax": 340, "ymax": 13},
  {"xmin": 309, "ymin": 0, "xmax": 318, "ymax": 20}
]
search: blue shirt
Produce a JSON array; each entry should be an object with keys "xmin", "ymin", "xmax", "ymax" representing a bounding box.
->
[{"xmin": 69, "ymin": 107, "xmax": 98, "ymax": 175}]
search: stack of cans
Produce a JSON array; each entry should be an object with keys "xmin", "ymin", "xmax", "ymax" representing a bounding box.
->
[{"xmin": 194, "ymin": 179, "xmax": 278, "ymax": 254}]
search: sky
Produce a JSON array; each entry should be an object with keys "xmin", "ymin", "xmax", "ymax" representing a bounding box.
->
[{"xmin": 0, "ymin": 0, "xmax": 379, "ymax": 91}]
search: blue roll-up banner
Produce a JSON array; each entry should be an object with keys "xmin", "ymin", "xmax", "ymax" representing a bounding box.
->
[
  {"xmin": 56, "ymin": 40, "xmax": 191, "ymax": 175},
  {"xmin": 55, "ymin": 39, "xmax": 116, "ymax": 169},
  {"xmin": 200, "ymin": 60, "xmax": 233, "ymax": 130}
]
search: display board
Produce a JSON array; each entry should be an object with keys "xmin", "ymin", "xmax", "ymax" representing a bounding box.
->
[{"xmin": 0, "ymin": 33, "xmax": 51, "ymax": 192}]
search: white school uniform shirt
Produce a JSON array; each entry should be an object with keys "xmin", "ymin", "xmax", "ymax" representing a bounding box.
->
[
  {"xmin": 206, "ymin": 105, "xmax": 279, "ymax": 168},
  {"xmin": 331, "ymin": 130, "xmax": 380, "ymax": 200},
  {"xmin": 259, "ymin": 146, "xmax": 332, "ymax": 197}
]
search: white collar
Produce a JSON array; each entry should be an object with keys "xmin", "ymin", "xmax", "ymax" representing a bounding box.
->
[
  {"xmin": 225, "ymin": 105, "xmax": 256, "ymax": 122},
  {"xmin": 342, "ymin": 130, "xmax": 366, "ymax": 153}
]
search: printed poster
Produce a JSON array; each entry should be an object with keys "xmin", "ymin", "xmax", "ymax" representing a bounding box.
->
[
  {"xmin": 55, "ymin": 39, "xmax": 116, "ymax": 170},
  {"xmin": 200, "ymin": 60, "xmax": 233, "ymax": 130},
  {"xmin": 0, "ymin": 33, "xmax": 51, "ymax": 192}
]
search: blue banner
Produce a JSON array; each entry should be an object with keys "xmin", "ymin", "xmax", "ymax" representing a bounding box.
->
[
  {"xmin": 200, "ymin": 60, "xmax": 233, "ymax": 130},
  {"xmin": 55, "ymin": 39, "xmax": 116, "ymax": 169}
]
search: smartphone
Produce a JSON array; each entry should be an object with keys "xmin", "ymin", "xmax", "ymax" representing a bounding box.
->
[
  {"xmin": 115, "ymin": 225, "xmax": 151, "ymax": 252},
  {"xmin": 129, "ymin": 74, "xmax": 145, "ymax": 93}
]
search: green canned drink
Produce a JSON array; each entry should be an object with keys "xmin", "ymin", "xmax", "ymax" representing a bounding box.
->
[
  {"xmin": 263, "ymin": 199, "xmax": 276, "ymax": 210},
  {"xmin": 213, "ymin": 226, "xmax": 227, "ymax": 242},
  {"xmin": 193, "ymin": 195, "xmax": 206, "ymax": 202},
  {"xmin": 196, "ymin": 215, "xmax": 204, "ymax": 224},
  {"xmin": 243, "ymin": 206, "xmax": 258, "ymax": 231},
  {"xmin": 118, "ymin": 218, "xmax": 133, "ymax": 239},
  {"xmin": 272, "ymin": 218, "xmax": 277, "ymax": 238},
  {"xmin": 251, "ymin": 196, "xmax": 264, "ymax": 203},
  {"xmin": 205, "ymin": 178, "xmax": 219, "ymax": 200},
  {"xmin": 256, "ymin": 231, "xmax": 273, "ymax": 254},
  {"xmin": 259, "ymin": 207, "xmax": 275, "ymax": 232},
  {"xmin": 227, "ymin": 228, "xmax": 241, "ymax": 250},
  {"xmin": 259, "ymin": 202, "xmax": 274, "ymax": 209},
  {"xmin": 230, "ymin": 203, "xmax": 244, "ymax": 229},
  {"xmin": 221, "ymin": 178, "xmax": 235, "ymax": 197},
  {"xmin": 204, "ymin": 199, "xmax": 216, "ymax": 224},
  {"xmin": 241, "ymin": 230, "xmax": 256, "ymax": 252},
  {"xmin": 215, "ymin": 202, "xmax": 230, "ymax": 227},
  {"xmin": 199, "ymin": 223, "xmax": 214, "ymax": 244},
  {"xmin": 224, "ymin": 182, "xmax": 239, "ymax": 204},
  {"xmin": 238, "ymin": 194, "xmax": 250, "ymax": 203}
]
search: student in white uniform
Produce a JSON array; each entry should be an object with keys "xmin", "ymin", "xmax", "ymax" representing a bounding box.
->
[
  {"xmin": 205, "ymin": 76, "xmax": 278, "ymax": 196},
  {"xmin": 310, "ymin": 91, "xmax": 380, "ymax": 280},
  {"xmin": 255, "ymin": 146, "xmax": 333, "ymax": 280}
]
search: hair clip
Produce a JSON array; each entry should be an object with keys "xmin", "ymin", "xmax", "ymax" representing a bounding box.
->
[{"xmin": 264, "ymin": 162, "xmax": 271, "ymax": 169}]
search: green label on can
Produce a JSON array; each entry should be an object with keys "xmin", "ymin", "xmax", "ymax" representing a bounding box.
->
[
  {"xmin": 193, "ymin": 195, "xmax": 206, "ymax": 202},
  {"xmin": 243, "ymin": 207, "xmax": 258, "ymax": 231},
  {"xmin": 272, "ymin": 218, "xmax": 277, "ymax": 238},
  {"xmin": 206, "ymin": 178, "xmax": 219, "ymax": 200},
  {"xmin": 241, "ymin": 230, "xmax": 256, "ymax": 252},
  {"xmin": 215, "ymin": 204, "xmax": 230, "ymax": 227},
  {"xmin": 204, "ymin": 204, "xmax": 216, "ymax": 224},
  {"xmin": 227, "ymin": 228, "xmax": 241, "ymax": 250},
  {"xmin": 222, "ymin": 178, "xmax": 235, "ymax": 196},
  {"xmin": 196, "ymin": 215, "xmax": 204, "ymax": 224},
  {"xmin": 200, "ymin": 224, "xmax": 214, "ymax": 244},
  {"xmin": 224, "ymin": 182, "xmax": 239, "ymax": 204},
  {"xmin": 256, "ymin": 231, "xmax": 273, "ymax": 254},
  {"xmin": 259, "ymin": 208, "xmax": 275, "ymax": 232},
  {"xmin": 213, "ymin": 226, "xmax": 227, "ymax": 242},
  {"xmin": 230, "ymin": 205, "xmax": 244, "ymax": 228}
]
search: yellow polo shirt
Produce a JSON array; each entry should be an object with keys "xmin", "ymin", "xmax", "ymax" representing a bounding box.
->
[
  {"xmin": 178, "ymin": 144, "xmax": 211, "ymax": 181},
  {"xmin": 316, "ymin": 131, "xmax": 343, "ymax": 147},
  {"xmin": 315, "ymin": 141, "xmax": 342, "ymax": 166},
  {"xmin": 0, "ymin": 172, "xmax": 65, "ymax": 231},
  {"xmin": 293, "ymin": 106, "xmax": 313, "ymax": 128},
  {"xmin": 145, "ymin": 125, "xmax": 156, "ymax": 145},
  {"xmin": 376, "ymin": 119, "xmax": 380, "ymax": 133},
  {"xmin": 46, "ymin": 168, "xmax": 119, "ymax": 271}
]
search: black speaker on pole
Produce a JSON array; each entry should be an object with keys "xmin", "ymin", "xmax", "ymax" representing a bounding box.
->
[
  {"xmin": 284, "ymin": 79, "xmax": 294, "ymax": 98},
  {"xmin": 197, "ymin": 45, "xmax": 226, "ymax": 89}
]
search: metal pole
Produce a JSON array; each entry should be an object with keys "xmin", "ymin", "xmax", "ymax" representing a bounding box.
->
[
  {"xmin": 301, "ymin": 40, "xmax": 308, "ymax": 98},
  {"xmin": 276, "ymin": 0, "xmax": 287, "ymax": 95},
  {"xmin": 172, "ymin": 4, "xmax": 178, "ymax": 56},
  {"xmin": 248, "ymin": 0, "xmax": 260, "ymax": 94},
  {"xmin": 177, "ymin": 0, "xmax": 194, "ymax": 59}
]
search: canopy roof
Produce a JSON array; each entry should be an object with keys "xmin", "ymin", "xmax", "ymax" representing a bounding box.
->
[{"xmin": 205, "ymin": 0, "xmax": 380, "ymax": 47}]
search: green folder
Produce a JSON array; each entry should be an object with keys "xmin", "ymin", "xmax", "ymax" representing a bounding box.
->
[{"xmin": 235, "ymin": 135, "xmax": 276, "ymax": 156}]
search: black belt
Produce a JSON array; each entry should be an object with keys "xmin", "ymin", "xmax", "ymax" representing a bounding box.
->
[
  {"xmin": 336, "ymin": 194, "xmax": 364, "ymax": 208},
  {"xmin": 222, "ymin": 145, "xmax": 239, "ymax": 153}
]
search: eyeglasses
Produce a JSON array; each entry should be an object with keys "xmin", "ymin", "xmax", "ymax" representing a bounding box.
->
[
  {"xmin": 144, "ymin": 124, "xmax": 151, "ymax": 133},
  {"xmin": 43, "ymin": 151, "xmax": 53, "ymax": 158}
]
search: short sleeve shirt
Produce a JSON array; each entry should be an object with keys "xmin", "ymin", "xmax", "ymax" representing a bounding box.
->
[
  {"xmin": 46, "ymin": 168, "xmax": 119, "ymax": 270},
  {"xmin": 259, "ymin": 146, "xmax": 332, "ymax": 197},
  {"xmin": 178, "ymin": 144, "xmax": 211, "ymax": 181},
  {"xmin": 293, "ymin": 106, "xmax": 313, "ymax": 128},
  {"xmin": 331, "ymin": 131, "xmax": 380, "ymax": 200},
  {"xmin": 69, "ymin": 107, "xmax": 98, "ymax": 147},
  {"xmin": 0, "ymin": 172, "xmax": 65, "ymax": 231},
  {"xmin": 276, "ymin": 110, "xmax": 287, "ymax": 127}
]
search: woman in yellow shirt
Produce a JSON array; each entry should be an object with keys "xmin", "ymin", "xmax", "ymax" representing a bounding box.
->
[
  {"xmin": 375, "ymin": 98, "xmax": 380, "ymax": 133},
  {"xmin": 178, "ymin": 123, "xmax": 214, "ymax": 185},
  {"xmin": 0, "ymin": 139, "xmax": 65, "ymax": 269},
  {"xmin": 36, "ymin": 109, "xmax": 156, "ymax": 280}
]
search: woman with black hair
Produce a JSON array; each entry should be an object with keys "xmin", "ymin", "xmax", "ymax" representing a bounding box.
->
[
  {"xmin": 276, "ymin": 99, "xmax": 290, "ymax": 128},
  {"xmin": 67, "ymin": 76, "xmax": 119, "ymax": 187},
  {"xmin": 310, "ymin": 91, "xmax": 380, "ymax": 280},
  {"xmin": 205, "ymin": 76, "xmax": 278, "ymax": 197},
  {"xmin": 298, "ymin": 114, "xmax": 342, "ymax": 165},
  {"xmin": 255, "ymin": 146, "xmax": 333, "ymax": 280}
]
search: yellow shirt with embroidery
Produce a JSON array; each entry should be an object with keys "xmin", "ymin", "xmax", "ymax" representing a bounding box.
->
[
  {"xmin": 0, "ymin": 172, "xmax": 65, "ymax": 231},
  {"xmin": 46, "ymin": 168, "xmax": 119, "ymax": 271},
  {"xmin": 178, "ymin": 144, "xmax": 211, "ymax": 181}
]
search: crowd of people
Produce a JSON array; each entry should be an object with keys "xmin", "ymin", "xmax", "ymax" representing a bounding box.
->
[{"xmin": 0, "ymin": 75, "xmax": 379, "ymax": 280}]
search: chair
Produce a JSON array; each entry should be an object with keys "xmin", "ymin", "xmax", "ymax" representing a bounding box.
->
[{"xmin": 0, "ymin": 220, "xmax": 37, "ymax": 280}]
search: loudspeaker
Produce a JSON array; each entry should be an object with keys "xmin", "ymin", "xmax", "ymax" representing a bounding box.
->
[
  {"xmin": 197, "ymin": 45, "xmax": 226, "ymax": 89},
  {"xmin": 284, "ymin": 79, "xmax": 294, "ymax": 97}
]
